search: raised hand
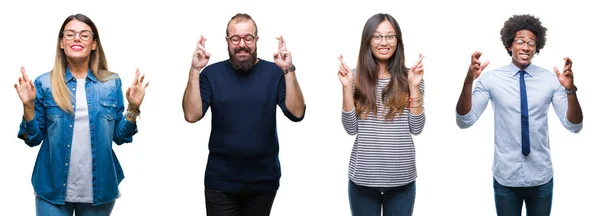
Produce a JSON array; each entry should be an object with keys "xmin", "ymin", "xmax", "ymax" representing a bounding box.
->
[
  {"xmin": 466, "ymin": 51, "xmax": 490, "ymax": 83},
  {"xmin": 553, "ymin": 57, "xmax": 575, "ymax": 89},
  {"xmin": 14, "ymin": 66, "xmax": 36, "ymax": 106},
  {"xmin": 408, "ymin": 53, "xmax": 425, "ymax": 88},
  {"xmin": 126, "ymin": 68, "xmax": 149, "ymax": 109},
  {"xmin": 273, "ymin": 35, "xmax": 292, "ymax": 69},
  {"xmin": 191, "ymin": 35, "xmax": 211, "ymax": 72},
  {"xmin": 337, "ymin": 54, "xmax": 353, "ymax": 88}
]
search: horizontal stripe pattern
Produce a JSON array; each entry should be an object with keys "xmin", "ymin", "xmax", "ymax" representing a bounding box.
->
[{"xmin": 343, "ymin": 78, "xmax": 425, "ymax": 187}]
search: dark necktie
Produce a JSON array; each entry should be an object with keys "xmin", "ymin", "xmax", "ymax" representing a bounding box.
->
[{"xmin": 519, "ymin": 70, "xmax": 530, "ymax": 156}]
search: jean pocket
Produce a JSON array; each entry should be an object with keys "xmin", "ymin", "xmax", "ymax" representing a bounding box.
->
[{"xmin": 99, "ymin": 98, "xmax": 118, "ymax": 120}]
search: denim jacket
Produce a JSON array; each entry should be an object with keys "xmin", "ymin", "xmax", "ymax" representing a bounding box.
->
[{"xmin": 17, "ymin": 68, "xmax": 137, "ymax": 205}]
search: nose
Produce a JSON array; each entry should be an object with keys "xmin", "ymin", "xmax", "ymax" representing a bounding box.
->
[{"xmin": 73, "ymin": 33, "xmax": 82, "ymax": 42}]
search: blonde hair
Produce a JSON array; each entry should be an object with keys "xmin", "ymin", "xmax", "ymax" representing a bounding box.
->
[{"xmin": 51, "ymin": 14, "xmax": 114, "ymax": 113}]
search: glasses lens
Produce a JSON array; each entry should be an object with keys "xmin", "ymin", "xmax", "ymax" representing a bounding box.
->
[
  {"xmin": 243, "ymin": 35, "xmax": 255, "ymax": 43},
  {"xmin": 63, "ymin": 30, "xmax": 76, "ymax": 40},
  {"xmin": 80, "ymin": 30, "xmax": 92, "ymax": 40},
  {"xmin": 229, "ymin": 35, "xmax": 241, "ymax": 44}
]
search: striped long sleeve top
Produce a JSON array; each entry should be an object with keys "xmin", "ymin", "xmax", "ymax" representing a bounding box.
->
[{"xmin": 342, "ymin": 77, "xmax": 425, "ymax": 187}]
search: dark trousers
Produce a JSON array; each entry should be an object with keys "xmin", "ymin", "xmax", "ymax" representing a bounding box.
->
[
  {"xmin": 205, "ymin": 187, "xmax": 277, "ymax": 216},
  {"xmin": 494, "ymin": 178, "xmax": 553, "ymax": 216}
]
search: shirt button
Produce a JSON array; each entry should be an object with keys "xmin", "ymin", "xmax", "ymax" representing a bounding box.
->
[
  {"xmin": 69, "ymin": 125, "xmax": 73, "ymax": 128},
  {"xmin": 65, "ymin": 163, "xmax": 68, "ymax": 166},
  {"xmin": 72, "ymin": 88, "xmax": 75, "ymax": 91},
  {"xmin": 63, "ymin": 183, "xmax": 66, "ymax": 186},
  {"xmin": 67, "ymin": 144, "xmax": 70, "ymax": 148}
]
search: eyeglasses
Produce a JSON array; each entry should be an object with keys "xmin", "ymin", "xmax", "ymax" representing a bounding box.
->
[
  {"xmin": 372, "ymin": 34, "xmax": 397, "ymax": 44},
  {"xmin": 227, "ymin": 34, "xmax": 257, "ymax": 45},
  {"xmin": 514, "ymin": 39, "xmax": 536, "ymax": 48},
  {"xmin": 62, "ymin": 30, "xmax": 94, "ymax": 41}
]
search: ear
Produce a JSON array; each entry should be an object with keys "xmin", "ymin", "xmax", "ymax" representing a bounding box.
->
[
  {"xmin": 60, "ymin": 38, "xmax": 64, "ymax": 49},
  {"xmin": 92, "ymin": 40, "xmax": 97, "ymax": 50}
]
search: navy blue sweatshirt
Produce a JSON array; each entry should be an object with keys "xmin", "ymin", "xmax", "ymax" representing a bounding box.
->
[{"xmin": 199, "ymin": 59, "xmax": 304, "ymax": 192}]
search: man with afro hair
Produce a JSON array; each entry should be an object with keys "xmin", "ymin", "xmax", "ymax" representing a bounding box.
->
[{"xmin": 455, "ymin": 14, "xmax": 583, "ymax": 216}]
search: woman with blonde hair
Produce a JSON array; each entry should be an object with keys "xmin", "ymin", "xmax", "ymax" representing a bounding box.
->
[
  {"xmin": 15, "ymin": 13, "xmax": 148, "ymax": 216},
  {"xmin": 338, "ymin": 13, "xmax": 425, "ymax": 216}
]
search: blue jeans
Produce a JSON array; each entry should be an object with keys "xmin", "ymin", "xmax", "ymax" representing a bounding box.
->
[
  {"xmin": 35, "ymin": 196, "xmax": 115, "ymax": 216},
  {"xmin": 494, "ymin": 178, "xmax": 553, "ymax": 216},
  {"xmin": 348, "ymin": 179, "xmax": 416, "ymax": 216},
  {"xmin": 205, "ymin": 187, "xmax": 277, "ymax": 216}
]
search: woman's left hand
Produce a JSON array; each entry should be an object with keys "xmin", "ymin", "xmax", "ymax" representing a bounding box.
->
[
  {"xmin": 126, "ymin": 68, "xmax": 149, "ymax": 109},
  {"xmin": 408, "ymin": 53, "xmax": 425, "ymax": 88}
]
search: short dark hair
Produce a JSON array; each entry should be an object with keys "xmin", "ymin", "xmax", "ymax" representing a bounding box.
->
[
  {"xmin": 500, "ymin": 14, "xmax": 547, "ymax": 56},
  {"xmin": 226, "ymin": 13, "xmax": 258, "ymax": 36}
]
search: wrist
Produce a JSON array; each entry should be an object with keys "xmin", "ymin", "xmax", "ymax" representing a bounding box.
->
[
  {"xmin": 282, "ymin": 64, "xmax": 295, "ymax": 75},
  {"xmin": 565, "ymin": 85, "xmax": 577, "ymax": 95},
  {"xmin": 23, "ymin": 102, "xmax": 35, "ymax": 110}
]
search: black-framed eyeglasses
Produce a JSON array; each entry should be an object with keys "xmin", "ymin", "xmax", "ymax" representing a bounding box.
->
[
  {"xmin": 62, "ymin": 30, "xmax": 94, "ymax": 41},
  {"xmin": 372, "ymin": 34, "xmax": 397, "ymax": 44},
  {"xmin": 227, "ymin": 34, "xmax": 257, "ymax": 45},
  {"xmin": 514, "ymin": 39, "xmax": 536, "ymax": 47}
]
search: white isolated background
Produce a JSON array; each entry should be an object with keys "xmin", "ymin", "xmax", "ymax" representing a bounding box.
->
[{"xmin": 0, "ymin": 0, "xmax": 598, "ymax": 215}]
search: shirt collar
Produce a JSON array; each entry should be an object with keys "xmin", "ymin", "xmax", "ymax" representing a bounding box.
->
[
  {"xmin": 65, "ymin": 67, "xmax": 98, "ymax": 83},
  {"xmin": 509, "ymin": 62, "xmax": 536, "ymax": 77}
]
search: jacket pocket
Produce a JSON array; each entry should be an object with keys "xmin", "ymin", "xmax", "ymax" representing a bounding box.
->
[{"xmin": 43, "ymin": 98, "xmax": 63, "ymax": 120}]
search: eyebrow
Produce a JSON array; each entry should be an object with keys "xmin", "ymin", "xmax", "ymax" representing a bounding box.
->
[{"xmin": 515, "ymin": 36, "xmax": 536, "ymax": 41}]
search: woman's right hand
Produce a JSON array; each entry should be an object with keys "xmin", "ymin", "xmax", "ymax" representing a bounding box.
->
[
  {"xmin": 337, "ymin": 54, "xmax": 353, "ymax": 88},
  {"xmin": 14, "ymin": 66, "xmax": 36, "ymax": 107}
]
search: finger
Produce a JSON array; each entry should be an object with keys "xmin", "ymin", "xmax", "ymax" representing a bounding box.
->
[
  {"xmin": 198, "ymin": 35, "xmax": 207, "ymax": 48},
  {"xmin": 273, "ymin": 52, "xmax": 279, "ymax": 59},
  {"xmin": 564, "ymin": 57, "xmax": 572, "ymax": 66},
  {"xmin": 126, "ymin": 87, "xmax": 131, "ymax": 96},
  {"xmin": 480, "ymin": 61, "xmax": 490, "ymax": 71},
  {"xmin": 139, "ymin": 73, "xmax": 145, "ymax": 85},
  {"xmin": 471, "ymin": 51, "xmax": 482, "ymax": 62},
  {"xmin": 133, "ymin": 69, "xmax": 140, "ymax": 85},
  {"xmin": 29, "ymin": 80, "xmax": 35, "ymax": 91},
  {"xmin": 277, "ymin": 35, "xmax": 286, "ymax": 50},
  {"xmin": 204, "ymin": 52, "xmax": 211, "ymax": 58},
  {"xmin": 412, "ymin": 54, "xmax": 425, "ymax": 69},
  {"xmin": 144, "ymin": 81, "xmax": 149, "ymax": 89},
  {"xmin": 553, "ymin": 66, "xmax": 561, "ymax": 77},
  {"xmin": 21, "ymin": 66, "xmax": 30, "ymax": 82}
]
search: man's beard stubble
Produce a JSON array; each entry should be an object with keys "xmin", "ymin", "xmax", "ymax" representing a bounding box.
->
[{"xmin": 229, "ymin": 46, "xmax": 258, "ymax": 73}]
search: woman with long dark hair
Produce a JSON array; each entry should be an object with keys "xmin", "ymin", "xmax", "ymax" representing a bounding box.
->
[{"xmin": 338, "ymin": 13, "xmax": 425, "ymax": 216}]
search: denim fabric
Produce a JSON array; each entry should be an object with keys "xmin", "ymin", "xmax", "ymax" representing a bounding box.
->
[
  {"xmin": 494, "ymin": 178, "xmax": 553, "ymax": 216},
  {"xmin": 35, "ymin": 196, "xmax": 115, "ymax": 216},
  {"xmin": 348, "ymin": 179, "xmax": 416, "ymax": 216},
  {"xmin": 18, "ymin": 68, "xmax": 137, "ymax": 205}
]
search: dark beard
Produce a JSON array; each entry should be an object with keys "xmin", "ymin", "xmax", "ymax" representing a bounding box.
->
[{"xmin": 228, "ymin": 46, "xmax": 257, "ymax": 73}]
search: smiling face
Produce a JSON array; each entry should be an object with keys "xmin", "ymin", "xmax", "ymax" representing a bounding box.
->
[
  {"xmin": 510, "ymin": 29, "xmax": 537, "ymax": 69},
  {"xmin": 370, "ymin": 20, "xmax": 397, "ymax": 64},
  {"xmin": 227, "ymin": 19, "xmax": 258, "ymax": 72},
  {"xmin": 60, "ymin": 19, "xmax": 96, "ymax": 64}
]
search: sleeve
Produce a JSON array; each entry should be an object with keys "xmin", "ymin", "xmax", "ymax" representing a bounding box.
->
[
  {"xmin": 113, "ymin": 77, "xmax": 138, "ymax": 145},
  {"xmin": 342, "ymin": 108, "xmax": 358, "ymax": 135},
  {"xmin": 277, "ymin": 75, "xmax": 305, "ymax": 122},
  {"xmin": 17, "ymin": 78, "xmax": 46, "ymax": 147},
  {"xmin": 551, "ymin": 80, "xmax": 582, "ymax": 133},
  {"xmin": 408, "ymin": 79, "xmax": 425, "ymax": 135},
  {"xmin": 456, "ymin": 77, "xmax": 491, "ymax": 129},
  {"xmin": 199, "ymin": 72, "xmax": 212, "ymax": 120}
]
